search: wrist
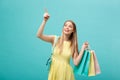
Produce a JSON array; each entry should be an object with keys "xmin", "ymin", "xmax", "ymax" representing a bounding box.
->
[
  {"xmin": 43, "ymin": 19, "xmax": 47, "ymax": 23},
  {"xmin": 81, "ymin": 47, "xmax": 85, "ymax": 50}
]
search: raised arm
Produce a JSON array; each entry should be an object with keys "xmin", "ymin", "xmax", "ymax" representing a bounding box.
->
[{"xmin": 36, "ymin": 11, "xmax": 55, "ymax": 45}]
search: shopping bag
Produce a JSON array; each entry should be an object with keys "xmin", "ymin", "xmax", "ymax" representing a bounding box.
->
[
  {"xmin": 92, "ymin": 50, "xmax": 101, "ymax": 75},
  {"xmin": 46, "ymin": 55, "xmax": 52, "ymax": 71},
  {"xmin": 88, "ymin": 51, "xmax": 95, "ymax": 76},
  {"xmin": 82, "ymin": 50, "xmax": 91, "ymax": 76},
  {"xmin": 74, "ymin": 48, "xmax": 101, "ymax": 77},
  {"xmin": 74, "ymin": 50, "xmax": 90, "ymax": 75}
]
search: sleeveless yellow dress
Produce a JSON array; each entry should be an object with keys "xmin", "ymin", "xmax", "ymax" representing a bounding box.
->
[{"xmin": 48, "ymin": 40, "xmax": 75, "ymax": 80}]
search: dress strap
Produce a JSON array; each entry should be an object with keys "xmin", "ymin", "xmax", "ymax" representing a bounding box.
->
[{"xmin": 51, "ymin": 35, "xmax": 59, "ymax": 52}]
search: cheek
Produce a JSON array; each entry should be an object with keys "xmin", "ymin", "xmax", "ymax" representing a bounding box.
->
[
  {"xmin": 70, "ymin": 28, "xmax": 74, "ymax": 32},
  {"xmin": 68, "ymin": 30, "xmax": 73, "ymax": 34},
  {"xmin": 63, "ymin": 26, "xmax": 66, "ymax": 30},
  {"xmin": 63, "ymin": 27, "xmax": 66, "ymax": 30}
]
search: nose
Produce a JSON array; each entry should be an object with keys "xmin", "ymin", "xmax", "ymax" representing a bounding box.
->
[{"xmin": 66, "ymin": 26, "xmax": 69, "ymax": 29}]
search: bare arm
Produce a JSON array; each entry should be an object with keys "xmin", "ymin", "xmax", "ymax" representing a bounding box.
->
[
  {"xmin": 73, "ymin": 42, "xmax": 89, "ymax": 66},
  {"xmin": 36, "ymin": 12, "xmax": 55, "ymax": 45}
]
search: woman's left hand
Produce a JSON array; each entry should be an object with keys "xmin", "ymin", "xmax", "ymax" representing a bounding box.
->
[{"xmin": 81, "ymin": 41, "xmax": 89, "ymax": 50}]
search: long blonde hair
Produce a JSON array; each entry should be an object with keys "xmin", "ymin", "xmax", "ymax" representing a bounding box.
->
[{"xmin": 56, "ymin": 20, "xmax": 79, "ymax": 56}]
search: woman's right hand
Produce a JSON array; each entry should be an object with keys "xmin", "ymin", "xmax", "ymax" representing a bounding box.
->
[{"xmin": 43, "ymin": 12, "xmax": 50, "ymax": 21}]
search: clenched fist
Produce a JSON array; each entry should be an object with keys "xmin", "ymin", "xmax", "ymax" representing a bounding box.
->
[
  {"xmin": 81, "ymin": 41, "xmax": 89, "ymax": 50},
  {"xmin": 43, "ymin": 12, "xmax": 50, "ymax": 21}
]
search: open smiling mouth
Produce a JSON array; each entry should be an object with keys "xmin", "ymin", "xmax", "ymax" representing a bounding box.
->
[{"xmin": 64, "ymin": 29, "xmax": 69, "ymax": 32}]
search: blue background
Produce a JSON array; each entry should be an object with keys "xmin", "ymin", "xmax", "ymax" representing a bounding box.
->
[{"xmin": 0, "ymin": 0, "xmax": 120, "ymax": 80}]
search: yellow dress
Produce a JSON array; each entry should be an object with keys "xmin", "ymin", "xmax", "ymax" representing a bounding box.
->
[{"xmin": 48, "ymin": 41, "xmax": 75, "ymax": 80}]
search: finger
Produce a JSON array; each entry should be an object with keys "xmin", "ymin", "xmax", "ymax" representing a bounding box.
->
[
  {"xmin": 91, "ymin": 50, "xmax": 94, "ymax": 53},
  {"xmin": 44, "ymin": 8, "xmax": 48, "ymax": 13},
  {"xmin": 85, "ymin": 41, "xmax": 89, "ymax": 45}
]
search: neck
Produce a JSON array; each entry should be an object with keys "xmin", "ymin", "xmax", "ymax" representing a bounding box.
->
[{"xmin": 63, "ymin": 34, "xmax": 70, "ymax": 41}]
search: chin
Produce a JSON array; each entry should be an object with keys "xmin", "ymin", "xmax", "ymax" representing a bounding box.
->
[{"xmin": 63, "ymin": 31, "xmax": 71, "ymax": 35}]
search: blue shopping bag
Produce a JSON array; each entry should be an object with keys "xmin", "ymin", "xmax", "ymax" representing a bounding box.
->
[
  {"xmin": 74, "ymin": 50, "xmax": 90, "ymax": 75},
  {"xmin": 82, "ymin": 50, "xmax": 90, "ymax": 76}
]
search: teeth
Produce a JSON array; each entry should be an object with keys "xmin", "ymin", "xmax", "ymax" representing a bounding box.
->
[{"xmin": 65, "ymin": 29, "xmax": 69, "ymax": 31}]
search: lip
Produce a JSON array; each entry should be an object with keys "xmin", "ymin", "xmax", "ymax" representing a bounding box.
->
[{"xmin": 64, "ymin": 29, "xmax": 69, "ymax": 32}]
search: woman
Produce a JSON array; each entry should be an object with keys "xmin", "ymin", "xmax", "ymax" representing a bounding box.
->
[{"xmin": 37, "ymin": 11, "xmax": 89, "ymax": 80}]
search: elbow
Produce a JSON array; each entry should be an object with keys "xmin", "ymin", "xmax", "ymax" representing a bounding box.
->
[
  {"xmin": 36, "ymin": 34, "xmax": 42, "ymax": 38},
  {"xmin": 74, "ymin": 60, "xmax": 79, "ymax": 66},
  {"xmin": 36, "ymin": 34, "xmax": 40, "ymax": 38},
  {"xmin": 74, "ymin": 62, "xmax": 79, "ymax": 66}
]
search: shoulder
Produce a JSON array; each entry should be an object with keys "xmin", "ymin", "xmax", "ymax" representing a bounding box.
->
[{"xmin": 53, "ymin": 35, "xmax": 60, "ymax": 42}]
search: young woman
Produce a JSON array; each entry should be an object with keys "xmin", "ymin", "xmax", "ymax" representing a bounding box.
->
[{"xmin": 37, "ymin": 12, "xmax": 89, "ymax": 80}]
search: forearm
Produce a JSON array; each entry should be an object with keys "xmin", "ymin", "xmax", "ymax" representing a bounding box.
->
[
  {"xmin": 37, "ymin": 20, "xmax": 47, "ymax": 37},
  {"xmin": 75, "ymin": 48, "xmax": 85, "ymax": 66}
]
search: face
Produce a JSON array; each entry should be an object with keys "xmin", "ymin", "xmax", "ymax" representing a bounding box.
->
[{"xmin": 63, "ymin": 21, "xmax": 74, "ymax": 35}]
